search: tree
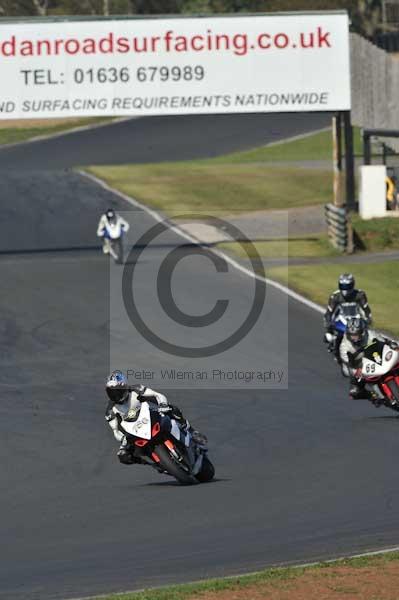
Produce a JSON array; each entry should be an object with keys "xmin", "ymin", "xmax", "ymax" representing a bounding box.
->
[
  {"xmin": 0, "ymin": 0, "xmax": 384, "ymax": 38},
  {"xmin": 32, "ymin": 0, "xmax": 48, "ymax": 14},
  {"xmin": 353, "ymin": 0, "xmax": 382, "ymax": 36},
  {"xmin": 0, "ymin": 0, "xmax": 38, "ymax": 15},
  {"xmin": 129, "ymin": 0, "xmax": 184, "ymax": 13}
]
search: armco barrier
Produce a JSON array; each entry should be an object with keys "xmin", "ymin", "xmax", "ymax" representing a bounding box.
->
[{"xmin": 325, "ymin": 204, "xmax": 354, "ymax": 253}]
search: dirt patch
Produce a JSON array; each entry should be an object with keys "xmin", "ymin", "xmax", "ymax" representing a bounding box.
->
[{"xmin": 187, "ymin": 563, "xmax": 399, "ymax": 600}]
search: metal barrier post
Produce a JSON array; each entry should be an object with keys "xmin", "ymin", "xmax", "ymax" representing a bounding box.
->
[{"xmin": 325, "ymin": 203, "xmax": 353, "ymax": 253}]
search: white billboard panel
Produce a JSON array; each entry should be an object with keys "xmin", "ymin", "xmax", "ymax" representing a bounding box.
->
[{"xmin": 0, "ymin": 13, "xmax": 351, "ymax": 118}]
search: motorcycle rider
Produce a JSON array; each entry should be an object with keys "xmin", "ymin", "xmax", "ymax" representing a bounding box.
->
[
  {"xmin": 340, "ymin": 318, "xmax": 398, "ymax": 401},
  {"xmin": 97, "ymin": 208, "xmax": 130, "ymax": 255},
  {"xmin": 340, "ymin": 317, "xmax": 379, "ymax": 398},
  {"xmin": 105, "ymin": 370, "xmax": 205, "ymax": 465},
  {"xmin": 324, "ymin": 273, "xmax": 372, "ymax": 359}
]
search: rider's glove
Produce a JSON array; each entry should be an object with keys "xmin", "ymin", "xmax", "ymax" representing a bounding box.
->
[
  {"xmin": 158, "ymin": 404, "xmax": 172, "ymax": 415},
  {"xmin": 169, "ymin": 405, "xmax": 184, "ymax": 420},
  {"xmin": 324, "ymin": 332, "xmax": 335, "ymax": 352}
]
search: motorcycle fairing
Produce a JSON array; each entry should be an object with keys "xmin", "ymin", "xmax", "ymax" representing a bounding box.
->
[
  {"xmin": 103, "ymin": 221, "xmax": 124, "ymax": 240},
  {"xmin": 362, "ymin": 341, "xmax": 399, "ymax": 378},
  {"xmin": 169, "ymin": 418, "xmax": 191, "ymax": 447},
  {"xmin": 332, "ymin": 302, "xmax": 362, "ymax": 333},
  {"xmin": 120, "ymin": 402, "xmax": 152, "ymax": 439}
]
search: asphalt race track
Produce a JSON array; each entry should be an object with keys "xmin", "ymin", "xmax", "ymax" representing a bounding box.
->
[
  {"xmin": 2, "ymin": 114, "xmax": 399, "ymax": 600},
  {"xmin": 0, "ymin": 112, "xmax": 330, "ymax": 170}
]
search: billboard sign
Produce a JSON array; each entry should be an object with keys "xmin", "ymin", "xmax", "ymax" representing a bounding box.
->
[{"xmin": 0, "ymin": 13, "xmax": 351, "ymax": 118}]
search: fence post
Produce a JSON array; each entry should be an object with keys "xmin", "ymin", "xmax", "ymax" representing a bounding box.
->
[
  {"xmin": 333, "ymin": 113, "xmax": 344, "ymax": 206},
  {"xmin": 325, "ymin": 204, "xmax": 353, "ymax": 253},
  {"xmin": 343, "ymin": 111, "xmax": 356, "ymax": 211},
  {"xmin": 363, "ymin": 131, "xmax": 371, "ymax": 165}
]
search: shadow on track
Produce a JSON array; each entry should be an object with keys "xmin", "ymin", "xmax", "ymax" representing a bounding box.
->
[
  {"xmin": 143, "ymin": 477, "xmax": 229, "ymax": 488},
  {"xmin": 364, "ymin": 415, "xmax": 399, "ymax": 421}
]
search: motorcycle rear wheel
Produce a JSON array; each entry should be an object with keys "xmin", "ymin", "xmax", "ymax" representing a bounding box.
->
[
  {"xmin": 114, "ymin": 238, "xmax": 124, "ymax": 265},
  {"xmin": 385, "ymin": 379, "xmax": 399, "ymax": 403},
  {"xmin": 380, "ymin": 380, "xmax": 399, "ymax": 412},
  {"xmin": 154, "ymin": 444, "xmax": 196, "ymax": 485},
  {"xmin": 195, "ymin": 456, "xmax": 215, "ymax": 483}
]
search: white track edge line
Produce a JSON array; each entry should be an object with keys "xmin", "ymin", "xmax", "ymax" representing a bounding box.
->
[
  {"xmin": 80, "ymin": 169, "xmax": 324, "ymax": 315},
  {"xmin": 68, "ymin": 544, "xmax": 399, "ymax": 600},
  {"xmin": 262, "ymin": 125, "xmax": 331, "ymax": 148}
]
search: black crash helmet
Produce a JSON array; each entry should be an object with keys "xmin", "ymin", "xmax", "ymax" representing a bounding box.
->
[
  {"xmin": 339, "ymin": 273, "xmax": 355, "ymax": 298},
  {"xmin": 106, "ymin": 370, "xmax": 129, "ymax": 403},
  {"xmin": 346, "ymin": 317, "xmax": 367, "ymax": 346},
  {"xmin": 106, "ymin": 208, "xmax": 116, "ymax": 223}
]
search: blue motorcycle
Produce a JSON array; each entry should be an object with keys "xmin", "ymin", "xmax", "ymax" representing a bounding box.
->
[{"xmin": 325, "ymin": 302, "xmax": 363, "ymax": 362}]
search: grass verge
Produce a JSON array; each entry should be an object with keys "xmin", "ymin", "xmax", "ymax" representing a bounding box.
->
[
  {"xmin": 0, "ymin": 116, "xmax": 114, "ymax": 145},
  {"xmin": 87, "ymin": 163, "xmax": 332, "ymax": 215},
  {"xmin": 218, "ymin": 236, "xmax": 339, "ymax": 259},
  {"xmin": 215, "ymin": 215, "xmax": 399, "ymax": 256},
  {"xmin": 85, "ymin": 126, "xmax": 366, "ymax": 216},
  {"xmin": 210, "ymin": 126, "xmax": 362, "ymax": 164},
  {"xmin": 267, "ymin": 262, "xmax": 399, "ymax": 337},
  {"xmin": 87, "ymin": 551, "xmax": 399, "ymax": 599},
  {"xmin": 353, "ymin": 214, "xmax": 399, "ymax": 252}
]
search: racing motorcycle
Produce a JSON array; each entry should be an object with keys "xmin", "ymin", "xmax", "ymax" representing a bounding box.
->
[
  {"xmin": 325, "ymin": 302, "xmax": 364, "ymax": 362},
  {"xmin": 120, "ymin": 400, "xmax": 215, "ymax": 485},
  {"xmin": 101, "ymin": 219, "xmax": 126, "ymax": 265},
  {"xmin": 355, "ymin": 339, "xmax": 399, "ymax": 412}
]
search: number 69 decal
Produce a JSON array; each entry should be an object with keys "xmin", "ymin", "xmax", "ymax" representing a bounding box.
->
[{"xmin": 365, "ymin": 362, "xmax": 376, "ymax": 374}]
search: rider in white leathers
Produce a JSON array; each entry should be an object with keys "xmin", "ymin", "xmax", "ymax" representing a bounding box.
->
[
  {"xmin": 340, "ymin": 320, "xmax": 380, "ymax": 379},
  {"xmin": 105, "ymin": 370, "xmax": 204, "ymax": 465},
  {"xmin": 340, "ymin": 318, "xmax": 397, "ymax": 400},
  {"xmin": 97, "ymin": 208, "xmax": 129, "ymax": 254}
]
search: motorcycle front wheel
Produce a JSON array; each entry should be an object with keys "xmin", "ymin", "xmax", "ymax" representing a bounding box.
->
[{"xmin": 154, "ymin": 444, "xmax": 196, "ymax": 485}]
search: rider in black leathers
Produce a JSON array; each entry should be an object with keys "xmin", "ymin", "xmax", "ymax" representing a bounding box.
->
[{"xmin": 323, "ymin": 273, "xmax": 372, "ymax": 360}]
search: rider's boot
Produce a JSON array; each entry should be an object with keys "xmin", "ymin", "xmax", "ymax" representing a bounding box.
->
[
  {"xmin": 170, "ymin": 406, "xmax": 208, "ymax": 446},
  {"xmin": 102, "ymin": 239, "xmax": 110, "ymax": 254},
  {"xmin": 190, "ymin": 429, "xmax": 208, "ymax": 446},
  {"xmin": 117, "ymin": 446, "xmax": 145, "ymax": 465},
  {"xmin": 349, "ymin": 379, "xmax": 370, "ymax": 400}
]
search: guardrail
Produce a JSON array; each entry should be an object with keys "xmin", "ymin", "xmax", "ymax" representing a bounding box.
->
[{"xmin": 325, "ymin": 204, "xmax": 354, "ymax": 253}]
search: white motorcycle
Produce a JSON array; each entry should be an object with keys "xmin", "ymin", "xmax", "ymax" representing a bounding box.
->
[
  {"xmin": 355, "ymin": 339, "xmax": 399, "ymax": 412},
  {"xmin": 102, "ymin": 220, "xmax": 126, "ymax": 265},
  {"xmin": 120, "ymin": 400, "xmax": 215, "ymax": 485}
]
